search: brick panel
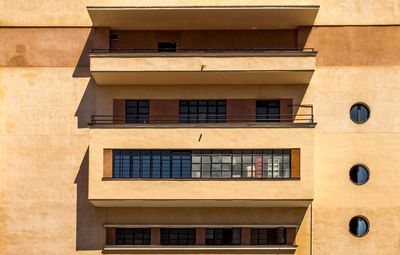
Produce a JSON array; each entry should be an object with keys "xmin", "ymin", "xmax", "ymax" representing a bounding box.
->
[
  {"xmin": 227, "ymin": 99, "xmax": 256, "ymax": 123},
  {"xmin": 150, "ymin": 99, "xmax": 179, "ymax": 124}
]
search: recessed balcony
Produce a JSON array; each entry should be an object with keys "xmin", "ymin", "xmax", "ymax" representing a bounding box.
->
[
  {"xmin": 89, "ymin": 104, "xmax": 316, "ymax": 128},
  {"xmin": 89, "ymin": 49, "xmax": 317, "ymax": 85},
  {"xmin": 87, "ymin": 3, "xmax": 319, "ymax": 30}
]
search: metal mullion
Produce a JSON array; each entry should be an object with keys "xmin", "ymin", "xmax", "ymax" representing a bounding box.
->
[
  {"xmin": 150, "ymin": 151, "xmax": 153, "ymax": 178},
  {"xmin": 241, "ymin": 152, "xmax": 243, "ymax": 179},
  {"xmin": 180, "ymin": 154, "xmax": 183, "ymax": 178},
  {"xmin": 230, "ymin": 154, "xmax": 233, "ymax": 178},
  {"xmin": 289, "ymin": 150, "xmax": 292, "ymax": 178},
  {"xmin": 200, "ymin": 154, "xmax": 203, "ymax": 178},
  {"xmin": 272, "ymin": 151, "xmax": 275, "ymax": 179},
  {"xmin": 169, "ymin": 151, "xmax": 172, "ymax": 179},
  {"xmin": 129, "ymin": 151, "xmax": 133, "ymax": 178},
  {"xmin": 261, "ymin": 151, "xmax": 264, "ymax": 179},
  {"xmin": 189, "ymin": 153, "xmax": 193, "ymax": 179}
]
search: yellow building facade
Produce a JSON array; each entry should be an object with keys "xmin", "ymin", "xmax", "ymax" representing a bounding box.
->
[{"xmin": 0, "ymin": 1, "xmax": 399, "ymax": 254}]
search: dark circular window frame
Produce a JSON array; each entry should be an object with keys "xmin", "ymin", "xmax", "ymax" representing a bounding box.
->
[
  {"xmin": 349, "ymin": 164, "xmax": 370, "ymax": 186},
  {"xmin": 349, "ymin": 215, "xmax": 370, "ymax": 238},
  {"xmin": 350, "ymin": 102, "xmax": 371, "ymax": 124}
]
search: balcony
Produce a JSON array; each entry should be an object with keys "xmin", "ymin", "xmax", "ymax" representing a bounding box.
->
[
  {"xmin": 87, "ymin": 2, "xmax": 319, "ymax": 30},
  {"xmin": 103, "ymin": 225, "xmax": 298, "ymax": 254},
  {"xmin": 89, "ymin": 49, "xmax": 317, "ymax": 85},
  {"xmin": 88, "ymin": 127, "xmax": 314, "ymax": 207},
  {"xmin": 89, "ymin": 104, "xmax": 316, "ymax": 128}
]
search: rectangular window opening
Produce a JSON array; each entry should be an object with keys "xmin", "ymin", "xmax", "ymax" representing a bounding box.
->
[
  {"xmin": 125, "ymin": 100, "xmax": 149, "ymax": 124},
  {"xmin": 158, "ymin": 42, "xmax": 177, "ymax": 52},
  {"xmin": 256, "ymin": 100, "xmax": 280, "ymax": 122},
  {"xmin": 116, "ymin": 228, "xmax": 151, "ymax": 245},
  {"xmin": 160, "ymin": 228, "xmax": 196, "ymax": 245},
  {"xmin": 112, "ymin": 150, "xmax": 292, "ymax": 179}
]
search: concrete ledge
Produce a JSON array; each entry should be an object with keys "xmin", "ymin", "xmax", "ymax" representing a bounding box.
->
[{"xmin": 103, "ymin": 245, "xmax": 297, "ymax": 254}]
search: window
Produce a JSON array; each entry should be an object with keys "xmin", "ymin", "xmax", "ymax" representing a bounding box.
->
[
  {"xmin": 116, "ymin": 228, "xmax": 151, "ymax": 245},
  {"xmin": 205, "ymin": 228, "xmax": 241, "ymax": 245},
  {"xmin": 125, "ymin": 100, "xmax": 149, "ymax": 124},
  {"xmin": 251, "ymin": 228, "xmax": 285, "ymax": 245},
  {"xmin": 192, "ymin": 150, "xmax": 290, "ymax": 179},
  {"xmin": 113, "ymin": 150, "xmax": 191, "ymax": 178},
  {"xmin": 256, "ymin": 100, "xmax": 280, "ymax": 122},
  {"xmin": 113, "ymin": 150, "xmax": 291, "ymax": 179},
  {"xmin": 180, "ymin": 100, "xmax": 226, "ymax": 123},
  {"xmin": 110, "ymin": 31, "xmax": 119, "ymax": 41},
  {"xmin": 349, "ymin": 164, "xmax": 369, "ymax": 185},
  {"xmin": 350, "ymin": 103, "xmax": 370, "ymax": 124},
  {"xmin": 158, "ymin": 42, "xmax": 177, "ymax": 52},
  {"xmin": 160, "ymin": 228, "xmax": 196, "ymax": 245},
  {"xmin": 349, "ymin": 216, "xmax": 369, "ymax": 237}
]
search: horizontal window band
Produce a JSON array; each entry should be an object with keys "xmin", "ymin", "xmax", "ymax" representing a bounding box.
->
[
  {"xmin": 103, "ymin": 245, "xmax": 298, "ymax": 252},
  {"xmin": 104, "ymin": 224, "xmax": 298, "ymax": 228}
]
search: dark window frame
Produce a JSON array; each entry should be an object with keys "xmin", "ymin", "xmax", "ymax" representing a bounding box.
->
[
  {"xmin": 116, "ymin": 228, "xmax": 151, "ymax": 245},
  {"xmin": 179, "ymin": 100, "xmax": 226, "ymax": 124},
  {"xmin": 157, "ymin": 42, "xmax": 177, "ymax": 52},
  {"xmin": 350, "ymin": 103, "xmax": 370, "ymax": 124},
  {"xmin": 160, "ymin": 228, "xmax": 196, "ymax": 245},
  {"xmin": 125, "ymin": 100, "xmax": 150, "ymax": 124},
  {"xmin": 112, "ymin": 150, "xmax": 291, "ymax": 179},
  {"xmin": 349, "ymin": 216, "xmax": 370, "ymax": 237},
  {"xmin": 205, "ymin": 228, "xmax": 241, "ymax": 245},
  {"xmin": 349, "ymin": 164, "xmax": 370, "ymax": 185},
  {"xmin": 256, "ymin": 100, "xmax": 281, "ymax": 122},
  {"xmin": 251, "ymin": 228, "xmax": 286, "ymax": 245}
]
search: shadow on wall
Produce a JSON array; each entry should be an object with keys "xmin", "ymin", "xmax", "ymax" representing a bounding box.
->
[
  {"xmin": 75, "ymin": 78, "xmax": 97, "ymax": 128},
  {"xmin": 74, "ymin": 148, "xmax": 105, "ymax": 251},
  {"xmin": 73, "ymin": 29, "xmax": 94, "ymax": 78},
  {"xmin": 72, "ymin": 28, "xmax": 97, "ymax": 129}
]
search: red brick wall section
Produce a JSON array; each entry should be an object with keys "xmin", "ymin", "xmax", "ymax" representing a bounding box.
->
[
  {"xmin": 113, "ymin": 99, "xmax": 125, "ymax": 124},
  {"xmin": 241, "ymin": 228, "xmax": 251, "ymax": 245},
  {"xmin": 285, "ymin": 227, "xmax": 297, "ymax": 245},
  {"xmin": 227, "ymin": 99, "xmax": 256, "ymax": 123},
  {"xmin": 106, "ymin": 228, "xmax": 116, "ymax": 245},
  {"xmin": 280, "ymin": 99, "xmax": 293, "ymax": 122},
  {"xmin": 196, "ymin": 228, "xmax": 206, "ymax": 245},
  {"xmin": 291, "ymin": 149, "xmax": 300, "ymax": 178},
  {"xmin": 103, "ymin": 149, "xmax": 112, "ymax": 178},
  {"xmin": 150, "ymin": 100, "xmax": 179, "ymax": 124},
  {"xmin": 151, "ymin": 228, "xmax": 161, "ymax": 245}
]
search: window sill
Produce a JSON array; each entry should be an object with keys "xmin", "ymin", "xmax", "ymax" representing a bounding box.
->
[
  {"xmin": 103, "ymin": 245, "xmax": 297, "ymax": 253},
  {"xmin": 102, "ymin": 177, "xmax": 301, "ymax": 181}
]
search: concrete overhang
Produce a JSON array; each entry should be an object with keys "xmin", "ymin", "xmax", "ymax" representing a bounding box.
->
[
  {"xmin": 89, "ymin": 52, "xmax": 316, "ymax": 85},
  {"xmin": 87, "ymin": 5, "xmax": 319, "ymax": 30},
  {"xmin": 90, "ymin": 199, "xmax": 313, "ymax": 207}
]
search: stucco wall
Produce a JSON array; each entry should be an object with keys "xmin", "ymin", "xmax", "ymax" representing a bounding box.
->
[
  {"xmin": 1, "ymin": 0, "xmax": 399, "ymax": 26},
  {"xmin": 1, "ymin": 1, "xmax": 400, "ymax": 254}
]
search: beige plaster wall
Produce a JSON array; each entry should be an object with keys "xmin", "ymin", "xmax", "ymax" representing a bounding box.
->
[
  {"xmin": 0, "ymin": 3, "xmax": 399, "ymax": 254},
  {"xmin": 1, "ymin": 0, "xmax": 400, "ymax": 26}
]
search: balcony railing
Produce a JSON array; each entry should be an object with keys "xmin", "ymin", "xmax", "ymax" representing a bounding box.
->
[
  {"xmin": 89, "ymin": 105, "xmax": 315, "ymax": 127},
  {"xmin": 90, "ymin": 48, "xmax": 317, "ymax": 56}
]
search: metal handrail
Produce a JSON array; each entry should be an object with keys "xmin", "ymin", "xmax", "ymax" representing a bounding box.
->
[
  {"xmin": 89, "ymin": 105, "xmax": 315, "ymax": 126},
  {"xmin": 90, "ymin": 48, "xmax": 317, "ymax": 54}
]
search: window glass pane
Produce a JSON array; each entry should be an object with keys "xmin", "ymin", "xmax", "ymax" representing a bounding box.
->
[
  {"xmin": 125, "ymin": 100, "xmax": 149, "ymax": 124},
  {"xmin": 179, "ymin": 100, "xmax": 226, "ymax": 123},
  {"xmin": 350, "ymin": 103, "xmax": 370, "ymax": 123}
]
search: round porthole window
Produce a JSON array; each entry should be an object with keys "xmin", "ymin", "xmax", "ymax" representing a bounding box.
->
[
  {"xmin": 349, "ymin": 165, "xmax": 369, "ymax": 185},
  {"xmin": 350, "ymin": 103, "xmax": 370, "ymax": 124},
  {"xmin": 349, "ymin": 216, "xmax": 369, "ymax": 237}
]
